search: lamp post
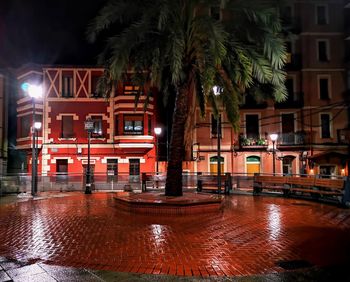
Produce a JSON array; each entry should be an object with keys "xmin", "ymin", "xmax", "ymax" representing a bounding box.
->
[
  {"xmin": 213, "ymin": 85, "xmax": 223, "ymax": 194},
  {"xmin": 270, "ymin": 133, "xmax": 278, "ymax": 175},
  {"xmin": 84, "ymin": 118, "xmax": 94, "ymax": 194},
  {"xmin": 27, "ymin": 84, "xmax": 43, "ymax": 196},
  {"xmin": 34, "ymin": 121, "xmax": 42, "ymax": 193},
  {"xmin": 154, "ymin": 127, "xmax": 162, "ymax": 175}
]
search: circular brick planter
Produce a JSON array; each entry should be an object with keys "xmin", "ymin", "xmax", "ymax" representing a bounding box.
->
[{"xmin": 114, "ymin": 191, "xmax": 223, "ymax": 215}]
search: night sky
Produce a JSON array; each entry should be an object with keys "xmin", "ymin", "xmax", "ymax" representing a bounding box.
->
[{"xmin": 0, "ymin": 0, "xmax": 106, "ymax": 68}]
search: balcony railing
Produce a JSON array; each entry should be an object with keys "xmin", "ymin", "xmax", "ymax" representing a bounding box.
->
[
  {"xmin": 275, "ymin": 92, "xmax": 304, "ymax": 109},
  {"xmin": 278, "ymin": 132, "xmax": 307, "ymax": 145},
  {"xmin": 239, "ymin": 136, "xmax": 268, "ymax": 147}
]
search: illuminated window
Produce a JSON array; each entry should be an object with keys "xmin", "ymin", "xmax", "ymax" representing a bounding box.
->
[
  {"xmin": 91, "ymin": 115, "xmax": 103, "ymax": 138},
  {"xmin": 62, "ymin": 75, "xmax": 73, "ymax": 97},
  {"xmin": 123, "ymin": 85, "xmax": 141, "ymax": 95},
  {"xmin": 61, "ymin": 116, "xmax": 75, "ymax": 138},
  {"xmin": 123, "ymin": 115, "xmax": 143, "ymax": 135}
]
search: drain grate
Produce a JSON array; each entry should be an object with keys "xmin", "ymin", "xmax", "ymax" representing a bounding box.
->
[{"xmin": 276, "ymin": 260, "xmax": 313, "ymax": 270}]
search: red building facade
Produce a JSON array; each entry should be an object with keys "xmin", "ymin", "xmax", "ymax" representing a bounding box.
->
[{"xmin": 16, "ymin": 65, "xmax": 158, "ymax": 180}]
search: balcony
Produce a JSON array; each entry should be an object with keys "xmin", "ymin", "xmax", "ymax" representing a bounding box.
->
[
  {"xmin": 239, "ymin": 135, "xmax": 268, "ymax": 149},
  {"xmin": 278, "ymin": 132, "xmax": 307, "ymax": 146},
  {"xmin": 275, "ymin": 92, "xmax": 304, "ymax": 109}
]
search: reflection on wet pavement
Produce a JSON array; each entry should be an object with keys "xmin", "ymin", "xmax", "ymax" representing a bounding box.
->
[{"xmin": 0, "ymin": 193, "xmax": 350, "ymax": 277}]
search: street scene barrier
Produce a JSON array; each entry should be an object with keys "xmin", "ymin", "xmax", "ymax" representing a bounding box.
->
[{"xmin": 253, "ymin": 173, "xmax": 350, "ymax": 207}]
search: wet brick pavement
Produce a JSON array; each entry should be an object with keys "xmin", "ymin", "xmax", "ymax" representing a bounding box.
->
[{"xmin": 0, "ymin": 192, "xmax": 350, "ymax": 280}]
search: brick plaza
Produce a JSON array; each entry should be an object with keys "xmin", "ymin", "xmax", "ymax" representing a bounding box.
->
[{"xmin": 0, "ymin": 193, "xmax": 350, "ymax": 278}]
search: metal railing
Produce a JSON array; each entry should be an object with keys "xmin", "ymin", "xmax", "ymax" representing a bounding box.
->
[{"xmin": 0, "ymin": 172, "xmax": 345, "ymax": 196}]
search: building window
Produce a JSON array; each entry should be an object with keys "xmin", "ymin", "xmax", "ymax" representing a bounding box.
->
[
  {"xmin": 210, "ymin": 6, "xmax": 220, "ymax": 20},
  {"xmin": 129, "ymin": 159, "xmax": 140, "ymax": 182},
  {"xmin": 114, "ymin": 115, "xmax": 119, "ymax": 135},
  {"xmin": 319, "ymin": 77, "xmax": 330, "ymax": 100},
  {"xmin": 209, "ymin": 156, "xmax": 224, "ymax": 174},
  {"xmin": 61, "ymin": 116, "xmax": 74, "ymax": 138},
  {"xmin": 91, "ymin": 115, "xmax": 103, "ymax": 138},
  {"xmin": 316, "ymin": 5, "xmax": 328, "ymax": 25},
  {"xmin": 56, "ymin": 159, "xmax": 68, "ymax": 183},
  {"xmin": 123, "ymin": 115, "xmax": 143, "ymax": 135},
  {"xmin": 148, "ymin": 115, "xmax": 152, "ymax": 135},
  {"xmin": 282, "ymin": 156, "xmax": 295, "ymax": 175},
  {"xmin": 107, "ymin": 159, "xmax": 118, "ymax": 181},
  {"xmin": 245, "ymin": 114, "xmax": 259, "ymax": 139},
  {"xmin": 123, "ymin": 85, "xmax": 141, "ymax": 95},
  {"xmin": 318, "ymin": 40, "xmax": 329, "ymax": 62},
  {"xmin": 285, "ymin": 78, "xmax": 294, "ymax": 101},
  {"xmin": 19, "ymin": 116, "xmax": 31, "ymax": 138},
  {"xmin": 91, "ymin": 76, "xmax": 103, "ymax": 98},
  {"xmin": 246, "ymin": 156, "xmax": 260, "ymax": 175},
  {"xmin": 211, "ymin": 114, "xmax": 222, "ymax": 137},
  {"xmin": 320, "ymin": 114, "xmax": 331, "ymax": 138},
  {"xmin": 62, "ymin": 75, "xmax": 73, "ymax": 97}
]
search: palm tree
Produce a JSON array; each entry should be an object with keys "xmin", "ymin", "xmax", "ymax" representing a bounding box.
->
[{"xmin": 88, "ymin": 0, "xmax": 287, "ymax": 196}]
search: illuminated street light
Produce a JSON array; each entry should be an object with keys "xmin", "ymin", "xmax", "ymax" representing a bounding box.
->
[
  {"xmin": 84, "ymin": 118, "xmax": 94, "ymax": 194},
  {"xmin": 270, "ymin": 133, "xmax": 279, "ymax": 175},
  {"xmin": 213, "ymin": 85, "xmax": 223, "ymax": 194},
  {"xmin": 154, "ymin": 127, "xmax": 162, "ymax": 175}
]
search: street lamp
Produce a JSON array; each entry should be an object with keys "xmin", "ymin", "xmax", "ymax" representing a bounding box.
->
[
  {"xmin": 84, "ymin": 118, "xmax": 94, "ymax": 194},
  {"xmin": 270, "ymin": 133, "xmax": 278, "ymax": 175},
  {"xmin": 213, "ymin": 85, "xmax": 223, "ymax": 194},
  {"xmin": 154, "ymin": 127, "xmax": 162, "ymax": 175},
  {"xmin": 27, "ymin": 84, "xmax": 43, "ymax": 196},
  {"xmin": 34, "ymin": 121, "xmax": 42, "ymax": 193}
]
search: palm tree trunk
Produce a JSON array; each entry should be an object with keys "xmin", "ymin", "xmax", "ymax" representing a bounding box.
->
[{"xmin": 165, "ymin": 84, "xmax": 189, "ymax": 196}]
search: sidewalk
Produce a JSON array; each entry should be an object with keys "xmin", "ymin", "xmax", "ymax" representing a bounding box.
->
[{"xmin": 1, "ymin": 255, "xmax": 349, "ymax": 282}]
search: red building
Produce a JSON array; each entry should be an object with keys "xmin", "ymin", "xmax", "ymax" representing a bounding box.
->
[{"xmin": 16, "ymin": 65, "xmax": 158, "ymax": 183}]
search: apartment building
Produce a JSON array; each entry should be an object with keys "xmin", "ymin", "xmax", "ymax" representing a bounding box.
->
[{"xmin": 190, "ymin": 0, "xmax": 349, "ymax": 177}]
